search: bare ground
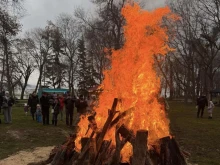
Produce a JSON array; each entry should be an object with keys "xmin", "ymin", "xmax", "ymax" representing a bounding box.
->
[{"xmin": 0, "ymin": 146, "xmax": 54, "ymax": 165}]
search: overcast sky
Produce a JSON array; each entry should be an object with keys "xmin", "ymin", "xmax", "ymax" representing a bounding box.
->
[
  {"xmin": 21, "ymin": 0, "xmax": 165, "ymax": 87},
  {"xmin": 21, "ymin": 0, "xmax": 94, "ymax": 33}
]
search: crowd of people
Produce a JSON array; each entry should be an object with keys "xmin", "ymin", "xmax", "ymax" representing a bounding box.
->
[
  {"xmin": 0, "ymin": 90, "xmax": 96, "ymax": 126},
  {"xmin": 26, "ymin": 92, "xmax": 92, "ymax": 126},
  {"xmin": 0, "ymin": 91, "xmax": 217, "ymax": 125}
]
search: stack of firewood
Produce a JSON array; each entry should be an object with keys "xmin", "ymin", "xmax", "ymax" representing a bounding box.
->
[{"xmin": 30, "ymin": 98, "xmax": 187, "ymax": 165}]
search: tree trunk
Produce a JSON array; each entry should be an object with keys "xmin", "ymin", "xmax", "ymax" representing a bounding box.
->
[
  {"xmin": 12, "ymin": 88, "xmax": 15, "ymax": 98},
  {"xmin": 196, "ymin": 68, "xmax": 201, "ymax": 97},
  {"xmin": 20, "ymin": 74, "xmax": 30, "ymax": 100},
  {"xmin": 35, "ymin": 64, "xmax": 44, "ymax": 92},
  {"xmin": 68, "ymin": 70, "xmax": 71, "ymax": 92},
  {"xmin": 3, "ymin": 37, "xmax": 12, "ymax": 95},
  {"xmin": 191, "ymin": 62, "xmax": 196, "ymax": 101},
  {"xmin": 204, "ymin": 70, "xmax": 208, "ymax": 96},
  {"xmin": 71, "ymin": 62, "xmax": 75, "ymax": 96},
  {"xmin": 169, "ymin": 60, "xmax": 174, "ymax": 100},
  {"xmin": 20, "ymin": 87, "xmax": 25, "ymax": 100},
  {"xmin": 0, "ymin": 56, "xmax": 5, "ymax": 92}
]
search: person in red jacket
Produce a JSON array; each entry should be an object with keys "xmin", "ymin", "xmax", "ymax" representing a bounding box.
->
[{"xmin": 58, "ymin": 94, "xmax": 65, "ymax": 121}]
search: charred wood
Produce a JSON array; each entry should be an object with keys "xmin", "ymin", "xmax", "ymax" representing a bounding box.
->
[
  {"xmin": 94, "ymin": 140, "xmax": 112, "ymax": 165},
  {"xmin": 132, "ymin": 130, "xmax": 153, "ymax": 165},
  {"xmin": 94, "ymin": 98, "xmax": 118, "ymax": 162},
  {"xmin": 159, "ymin": 136, "xmax": 187, "ymax": 165}
]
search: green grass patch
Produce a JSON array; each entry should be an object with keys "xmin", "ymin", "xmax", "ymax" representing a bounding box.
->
[
  {"xmin": 168, "ymin": 102, "xmax": 220, "ymax": 165},
  {"xmin": 0, "ymin": 105, "xmax": 75, "ymax": 160}
]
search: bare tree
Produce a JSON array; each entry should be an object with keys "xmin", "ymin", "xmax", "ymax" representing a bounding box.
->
[
  {"xmin": 0, "ymin": 7, "xmax": 20, "ymax": 94},
  {"xmin": 55, "ymin": 14, "xmax": 79, "ymax": 95},
  {"xmin": 25, "ymin": 26, "xmax": 53, "ymax": 92},
  {"xmin": 14, "ymin": 38, "xmax": 35, "ymax": 99},
  {"xmin": 164, "ymin": 0, "xmax": 220, "ymax": 101},
  {"xmin": 74, "ymin": 0, "xmax": 127, "ymax": 83}
]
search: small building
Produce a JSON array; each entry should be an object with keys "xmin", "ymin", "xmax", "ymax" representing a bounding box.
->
[{"xmin": 37, "ymin": 87, "xmax": 69, "ymax": 98}]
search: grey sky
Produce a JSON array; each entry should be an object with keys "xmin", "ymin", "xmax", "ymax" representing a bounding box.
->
[
  {"xmin": 21, "ymin": 0, "xmax": 165, "ymax": 86},
  {"xmin": 21, "ymin": 0, "xmax": 94, "ymax": 33},
  {"xmin": 21, "ymin": 0, "xmax": 166, "ymax": 33},
  {"xmin": 145, "ymin": 0, "xmax": 166, "ymax": 10}
]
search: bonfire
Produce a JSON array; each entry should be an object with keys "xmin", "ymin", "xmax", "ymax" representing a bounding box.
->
[{"xmin": 32, "ymin": 2, "xmax": 187, "ymax": 165}]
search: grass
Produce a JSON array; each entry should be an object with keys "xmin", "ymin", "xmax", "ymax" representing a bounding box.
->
[
  {"xmin": 0, "ymin": 100, "xmax": 75, "ymax": 160},
  {"xmin": 168, "ymin": 101, "xmax": 220, "ymax": 165},
  {"xmin": 0, "ymin": 101, "xmax": 220, "ymax": 165}
]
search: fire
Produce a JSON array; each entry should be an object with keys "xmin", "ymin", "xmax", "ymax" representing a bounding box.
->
[{"xmin": 75, "ymin": 1, "xmax": 173, "ymax": 159}]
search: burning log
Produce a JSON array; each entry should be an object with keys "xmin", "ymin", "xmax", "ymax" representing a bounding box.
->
[
  {"xmin": 109, "ymin": 125, "xmax": 132, "ymax": 165},
  {"xmin": 34, "ymin": 99, "xmax": 187, "ymax": 165},
  {"xmin": 74, "ymin": 98, "xmax": 119, "ymax": 165},
  {"xmin": 96, "ymin": 98, "xmax": 119, "ymax": 152},
  {"xmin": 159, "ymin": 136, "xmax": 186, "ymax": 165},
  {"xmin": 94, "ymin": 140, "xmax": 112, "ymax": 165},
  {"xmin": 27, "ymin": 134, "xmax": 77, "ymax": 165},
  {"xmin": 74, "ymin": 131, "xmax": 95, "ymax": 165},
  {"xmin": 110, "ymin": 107, "xmax": 134, "ymax": 129},
  {"xmin": 89, "ymin": 138, "xmax": 97, "ymax": 164},
  {"xmin": 132, "ymin": 130, "xmax": 153, "ymax": 165},
  {"xmin": 51, "ymin": 134, "xmax": 77, "ymax": 165}
]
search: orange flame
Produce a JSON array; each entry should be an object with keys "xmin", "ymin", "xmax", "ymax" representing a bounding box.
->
[{"xmin": 75, "ymin": 2, "xmax": 173, "ymax": 158}]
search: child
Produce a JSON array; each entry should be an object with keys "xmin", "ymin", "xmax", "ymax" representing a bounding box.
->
[
  {"xmin": 24, "ymin": 103, "xmax": 29, "ymax": 116},
  {"xmin": 36, "ymin": 104, "xmax": 42, "ymax": 122},
  {"xmin": 207, "ymin": 100, "xmax": 214, "ymax": 119}
]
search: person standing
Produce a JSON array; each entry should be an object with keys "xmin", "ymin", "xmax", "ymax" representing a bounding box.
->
[
  {"xmin": 24, "ymin": 103, "xmax": 29, "ymax": 116},
  {"xmin": 28, "ymin": 92, "xmax": 39, "ymax": 120},
  {"xmin": 64, "ymin": 94, "xmax": 75, "ymax": 126},
  {"xmin": 52, "ymin": 97, "xmax": 60, "ymax": 126},
  {"xmin": 27, "ymin": 94, "xmax": 32, "ymax": 115},
  {"xmin": 2, "ymin": 91, "xmax": 14, "ymax": 124},
  {"xmin": 58, "ymin": 94, "xmax": 65, "ymax": 121},
  {"xmin": 36, "ymin": 104, "xmax": 42, "ymax": 122},
  {"xmin": 40, "ymin": 92, "xmax": 50, "ymax": 125},
  {"xmin": 207, "ymin": 100, "xmax": 215, "ymax": 119},
  {"xmin": 196, "ymin": 94, "xmax": 208, "ymax": 118}
]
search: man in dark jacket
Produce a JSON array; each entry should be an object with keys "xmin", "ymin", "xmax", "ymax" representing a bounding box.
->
[
  {"xmin": 64, "ymin": 94, "xmax": 75, "ymax": 126},
  {"xmin": 197, "ymin": 95, "xmax": 208, "ymax": 118},
  {"xmin": 28, "ymin": 92, "xmax": 39, "ymax": 120},
  {"xmin": 75, "ymin": 95, "xmax": 88, "ymax": 114},
  {"xmin": 40, "ymin": 92, "xmax": 50, "ymax": 125}
]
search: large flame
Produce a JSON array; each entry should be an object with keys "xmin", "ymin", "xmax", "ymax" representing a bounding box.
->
[{"xmin": 75, "ymin": 2, "xmax": 173, "ymax": 157}]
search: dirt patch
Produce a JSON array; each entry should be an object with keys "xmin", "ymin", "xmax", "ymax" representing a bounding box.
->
[
  {"xmin": 0, "ymin": 146, "xmax": 54, "ymax": 165},
  {"xmin": 6, "ymin": 130, "xmax": 23, "ymax": 140}
]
